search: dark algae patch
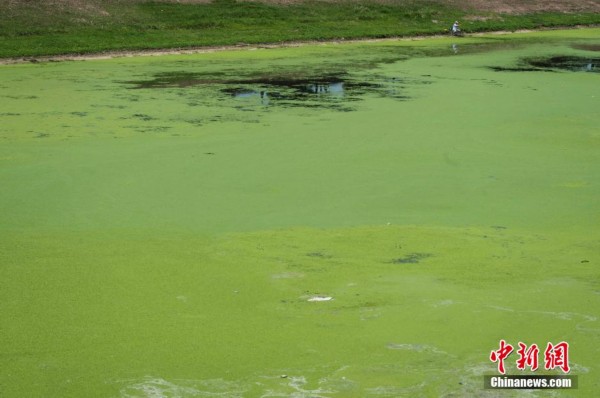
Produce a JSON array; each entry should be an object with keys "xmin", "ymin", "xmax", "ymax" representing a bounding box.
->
[
  {"xmin": 125, "ymin": 71, "xmax": 230, "ymax": 89},
  {"xmin": 491, "ymin": 55, "xmax": 599, "ymax": 73},
  {"xmin": 528, "ymin": 55, "xmax": 598, "ymax": 72},
  {"xmin": 123, "ymin": 70, "xmax": 409, "ymax": 111},
  {"xmin": 306, "ymin": 251, "xmax": 333, "ymax": 259},
  {"xmin": 572, "ymin": 43, "xmax": 600, "ymax": 52},
  {"xmin": 391, "ymin": 253, "xmax": 433, "ymax": 264}
]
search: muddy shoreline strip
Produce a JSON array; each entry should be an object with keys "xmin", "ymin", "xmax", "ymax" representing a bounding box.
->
[{"xmin": 0, "ymin": 26, "xmax": 593, "ymax": 65}]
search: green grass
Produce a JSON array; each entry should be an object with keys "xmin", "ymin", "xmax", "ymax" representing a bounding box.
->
[{"xmin": 1, "ymin": 0, "xmax": 599, "ymax": 58}]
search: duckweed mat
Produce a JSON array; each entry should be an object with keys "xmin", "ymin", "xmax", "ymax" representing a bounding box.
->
[{"xmin": 1, "ymin": 28, "xmax": 599, "ymax": 397}]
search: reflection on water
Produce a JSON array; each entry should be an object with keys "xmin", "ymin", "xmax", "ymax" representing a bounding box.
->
[
  {"xmin": 307, "ymin": 81, "xmax": 344, "ymax": 95},
  {"xmin": 225, "ymin": 81, "xmax": 345, "ymax": 106}
]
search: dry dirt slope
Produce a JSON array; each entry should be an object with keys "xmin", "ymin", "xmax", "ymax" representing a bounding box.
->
[
  {"xmin": 2, "ymin": 0, "xmax": 600, "ymax": 15},
  {"xmin": 443, "ymin": 0, "xmax": 600, "ymax": 14}
]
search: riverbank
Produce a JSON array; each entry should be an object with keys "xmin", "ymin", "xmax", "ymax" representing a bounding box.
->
[
  {"xmin": 1, "ymin": 0, "xmax": 600, "ymax": 59},
  {"xmin": 2, "ymin": 25, "xmax": 598, "ymax": 65}
]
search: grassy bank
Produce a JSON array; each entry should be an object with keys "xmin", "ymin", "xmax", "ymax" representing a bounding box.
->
[{"xmin": 1, "ymin": 0, "xmax": 599, "ymax": 58}]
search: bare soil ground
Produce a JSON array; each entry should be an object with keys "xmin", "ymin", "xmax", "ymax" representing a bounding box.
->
[
  {"xmin": 446, "ymin": 0, "xmax": 600, "ymax": 14},
  {"xmin": 3, "ymin": 0, "xmax": 600, "ymax": 15}
]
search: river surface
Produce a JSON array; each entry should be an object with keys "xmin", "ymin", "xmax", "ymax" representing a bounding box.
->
[{"xmin": 1, "ymin": 29, "xmax": 599, "ymax": 397}]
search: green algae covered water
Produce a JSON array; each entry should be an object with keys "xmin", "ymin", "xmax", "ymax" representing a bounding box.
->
[{"xmin": 1, "ymin": 29, "xmax": 599, "ymax": 397}]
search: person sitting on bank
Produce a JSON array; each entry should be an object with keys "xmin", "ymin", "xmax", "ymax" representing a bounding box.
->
[{"xmin": 452, "ymin": 21, "xmax": 460, "ymax": 34}]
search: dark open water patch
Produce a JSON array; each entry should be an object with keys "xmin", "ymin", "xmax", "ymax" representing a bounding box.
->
[
  {"xmin": 122, "ymin": 70, "xmax": 411, "ymax": 111},
  {"xmin": 490, "ymin": 55, "xmax": 599, "ymax": 73},
  {"xmin": 572, "ymin": 44, "xmax": 600, "ymax": 52}
]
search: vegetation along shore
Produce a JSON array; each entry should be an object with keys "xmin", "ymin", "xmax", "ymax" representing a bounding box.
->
[{"xmin": 1, "ymin": 0, "xmax": 600, "ymax": 59}]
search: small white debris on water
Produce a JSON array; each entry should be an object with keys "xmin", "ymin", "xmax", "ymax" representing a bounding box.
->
[
  {"xmin": 307, "ymin": 296, "xmax": 333, "ymax": 302},
  {"xmin": 433, "ymin": 299, "xmax": 455, "ymax": 307}
]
